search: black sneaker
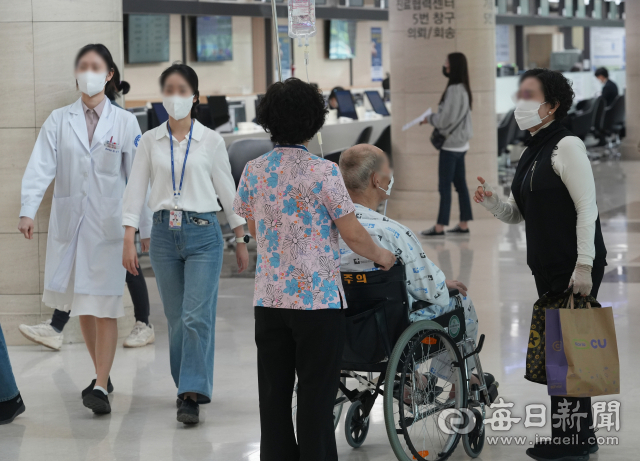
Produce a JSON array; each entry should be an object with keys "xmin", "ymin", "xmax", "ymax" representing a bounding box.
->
[
  {"xmin": 0, "ymin": 393, "xmax": 26, "ymax": 425},
  {"xmin": 447, "ymin": 225, "xmax": 470, "ymax": 235},
  {"xmin": 421, "ymin": 226, "xmax": 445, "ymax": 237},
  {"xmin": 81, "ymin": 377, "xmax": 114, "ymax": 398},
  {"xmin": 177, "ymin": 398, "xmax": 199, "ymax": 425},
  {"xmin": 526, "ymin": 443, "xmax": 589, "ymax": 461},
  {"xmin": 83, "ymin": 389, "xmax": 111, "ymax": 414}
]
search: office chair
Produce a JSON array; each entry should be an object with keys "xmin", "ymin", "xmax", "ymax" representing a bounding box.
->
[
  {"xmin": 227, "ymin": 138, "xmax": 275, "ymax": 187},
  {"xmin": 355, "ymin": 126, "xmax": 373, "ymax": 145}
]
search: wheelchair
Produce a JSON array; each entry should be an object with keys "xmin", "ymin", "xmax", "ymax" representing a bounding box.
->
[{"xmin": 291, "ymin": 264, "xmax": 499, "ymax": 460}]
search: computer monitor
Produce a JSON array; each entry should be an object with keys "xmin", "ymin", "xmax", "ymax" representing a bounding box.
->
[
  {"xmin": 207, "ymin": 95, "xmax": 230, "ymax": 129},
  {"xmin": 335, "ymin": 90, "xmax": 358, "ymax": 120},
  {"xmin": 149, "ymin": 102, "xmax": 169, "ymax": 130},
  {"xmin": 365, "ymin": 90, "xmax": 390, "ymax": 116}
]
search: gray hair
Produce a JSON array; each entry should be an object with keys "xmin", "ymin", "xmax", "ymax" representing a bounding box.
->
[{"xmin": 339, "ymin": 144, "xmax": 384, "ymax": 192}]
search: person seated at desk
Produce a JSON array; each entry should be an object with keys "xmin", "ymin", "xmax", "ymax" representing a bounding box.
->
[
  {"xmin": 328, "ymin": 86, "xmax": 345, "ymax": 110},
  {"xmin": 337, "ymin": 144, "xmax": 487, "ymax": 396},
  {"xmin": 594, "ymin": 67, "xmax": 619, "ymax": 107}
]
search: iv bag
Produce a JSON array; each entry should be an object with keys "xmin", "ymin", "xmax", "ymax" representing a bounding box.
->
[{"xmin": 288, "ymin": 0, "xmax": 317, "ymax": 39}]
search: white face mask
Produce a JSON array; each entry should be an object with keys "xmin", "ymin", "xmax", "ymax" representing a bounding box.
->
[
  {"xmin": 378, "ymin": 174, "xmax": 394, "ymax": 196},
  {"xmin": 514, "ymin": 99, "xmax": 551, "ymax": 130},
  {"xmin": 77, "ymin": 71, "xmax": 107, "ymax": 97},
  {"xmin": 163, "ymin": 94, "xmax": 194, "ymax": 121}
]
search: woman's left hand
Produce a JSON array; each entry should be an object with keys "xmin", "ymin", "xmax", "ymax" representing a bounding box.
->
[
  {"xmin": 236, "ymin": 243, "xmax": 249, "ymax": 273},
  {"xmin": 570, "ymin": 263, "xmax": 592, "ymax": 297},
  {"xmin": 140, "ymin": 238, "xmax": 150, "ymax": 253},
  {"xmin": 419, "ymin": 117, "xmax": 429, "ymax": 126}
]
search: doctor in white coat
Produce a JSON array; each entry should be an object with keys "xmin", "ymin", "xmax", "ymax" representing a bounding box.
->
[{"xmin": 18, "ymin": 44, "xmax": 149, "ymax": 415}]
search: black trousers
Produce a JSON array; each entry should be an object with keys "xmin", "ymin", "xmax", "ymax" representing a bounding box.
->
[
  {"xmin": 50, "ymin": 270, "xmax": 151, "ymax": 332},
  {"xmin": 437, "ymin": 149, "xmax": 473, "ymax": 226},
  {"xmin": 255, "ymin": 306, "xmax": 346, "ymax": 461},
  {"xmin": 533, "ymin": 266, "xmax": 605, "ymax": 447}
]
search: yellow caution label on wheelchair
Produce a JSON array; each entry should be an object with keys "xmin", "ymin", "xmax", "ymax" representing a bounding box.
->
[{"xmin": 342, "ymin": 273, "xmax": 367, "ymax": 284}]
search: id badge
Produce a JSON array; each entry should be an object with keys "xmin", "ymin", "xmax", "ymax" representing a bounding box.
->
[{"xmin": 169, "ymin": 210, "xmax": 183, "ymax": 230}]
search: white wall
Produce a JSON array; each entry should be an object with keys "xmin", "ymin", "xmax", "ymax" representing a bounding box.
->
[
  {"xmin": 124, "ymin": 15, "xmax": 254, "ymax": 101},
  {"xmin": 124, "ymin": 16, "xmax": 390, "ymax": 103}
]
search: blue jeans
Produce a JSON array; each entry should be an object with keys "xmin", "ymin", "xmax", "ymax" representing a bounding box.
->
[
  {"xmin": 437, "ymin": 149, "xmax": 473, "ymax": 226},
  {"xmin": 149, "ymin": 210, "xmax": 224, "ymax": 403},
  {"xmin": 0, "ymin": 324, "xmax": 19, "ymax": 402}
]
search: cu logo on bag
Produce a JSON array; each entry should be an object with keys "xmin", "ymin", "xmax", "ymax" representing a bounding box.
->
[
  {"xmin": 573, "ymin": 338, "xmax": 607, "ymax": 349},
  {"xmin": 552, "ymin": 341, "xmax": 562, "ymax": 352}
]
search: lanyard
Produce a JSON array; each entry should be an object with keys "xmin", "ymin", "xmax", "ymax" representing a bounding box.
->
[{"xmin": 167, "ymin": 120, "xmax": 194, "ymax": 204}]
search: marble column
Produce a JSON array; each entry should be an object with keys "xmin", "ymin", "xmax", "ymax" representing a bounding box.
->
[
  {"xmin": 0, "ymin": 0, "xmax": 134, "ymax": 345},
  {"xmin": 387, "ymin": 0, "xmax": 498, "ymax": 221},
  {"xmin": 621, "ymin": 0, "xmax": 640, "ymax": 160}
]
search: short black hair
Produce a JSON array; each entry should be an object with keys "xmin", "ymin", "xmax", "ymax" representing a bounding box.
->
[
  {"xmin": 519, "ymin": 68, "xmax": 574, "ymax": 122},
  {"xmin": 256, "ymin": 78, "xmax": 328, "ymax": 145},
  {"xmin": 594, "ymin": 67, "xmax": 609, "ymax": 79},
  {"xmin": 159, "ymin": 62, "xmax": 200, "ymax": 118},
  {"xmin": 75, "ymin": 44, "xmax": 123, "ymax": 99}
]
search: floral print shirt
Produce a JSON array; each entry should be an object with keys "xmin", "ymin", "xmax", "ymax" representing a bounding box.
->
[{"xmin": 233, "ymin": 145, "xmax": 356, "ymax": 310}]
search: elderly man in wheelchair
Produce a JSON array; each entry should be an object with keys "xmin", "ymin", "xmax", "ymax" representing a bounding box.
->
[{"xmin": 314, "ymin": 144, "xmax": 499, "ymax": 460}]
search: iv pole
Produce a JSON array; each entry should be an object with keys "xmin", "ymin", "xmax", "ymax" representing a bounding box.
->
[{"xmin": 270, "ymin": 0, "xmax": 283, "ymax": 82}]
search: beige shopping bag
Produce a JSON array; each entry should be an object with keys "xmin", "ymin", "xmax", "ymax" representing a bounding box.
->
[{"xmin": 550, "ymin": 296, "xmax": 620, "ymax": 397}]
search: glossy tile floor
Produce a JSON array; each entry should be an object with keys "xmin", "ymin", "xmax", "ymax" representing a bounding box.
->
[{"xmin": 2, "ymin": 159, "xmax": 636, "ymax": 461}]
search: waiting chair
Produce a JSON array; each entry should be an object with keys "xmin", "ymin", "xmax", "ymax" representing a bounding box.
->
[
  {"xmin": 497, "ymin": 109, "xmax": 516, "ymax": 156},
  {"xmin": 324, "ymin": 148, "xmax": 345, "ymax": 165},
  {"xmin": 355, "ymin": 126, "xmax": 373, "ymax": 145},
  {"xmin": 601, "ymin": 95, "xmax": 625, "ymax": 156},
  {"xmin": 374, "ymin": 125, "xmax": 392, "ymax": 163},
  {"xmin": 569, "ymin": 97, "xmax": 603, "ymax": 140}
]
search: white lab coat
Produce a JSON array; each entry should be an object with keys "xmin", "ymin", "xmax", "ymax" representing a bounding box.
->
[{"xmin": 20, "ymin": 98, "xmax": 151, "ymax": 297}]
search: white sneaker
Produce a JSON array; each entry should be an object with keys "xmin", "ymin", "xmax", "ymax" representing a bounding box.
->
[
  {"xmin": 18, "ymin": 320, "xmax": 64, "ymax": 351},
  {"xmin": 123, "ymin": 321, "xmax": 155, "ymax": 348}
]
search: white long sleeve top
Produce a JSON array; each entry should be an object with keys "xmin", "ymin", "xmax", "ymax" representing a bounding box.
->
[
  {"xmin": 487, "ymin": 121, "xmax": 598, "ymax": 266},
  {"xmin": 122, "ymin": 120, "xmax": 246, "ymax": 230}
]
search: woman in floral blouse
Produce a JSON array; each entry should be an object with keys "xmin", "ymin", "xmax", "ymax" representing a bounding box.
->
[{"xmin": 233, "ymin": 78, "xmax": 395, "ymax": 461}]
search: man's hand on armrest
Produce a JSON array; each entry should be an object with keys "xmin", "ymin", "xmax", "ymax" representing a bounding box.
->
[
  {"xmin": 334, "ymin": 212, "xmax": 396, "ymax": 271},
  {"xmin": 446, "ymin": 280, "xmax": 467, "ymax": 297}
]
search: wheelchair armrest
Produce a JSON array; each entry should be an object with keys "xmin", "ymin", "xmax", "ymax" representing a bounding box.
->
[
  {"xmin": 411, "ymin": 300, "xmax": 431, "ymax": 313},
  {"xmin": 411, "ymin": 289, "xmax": 459, "ymax": 312}
]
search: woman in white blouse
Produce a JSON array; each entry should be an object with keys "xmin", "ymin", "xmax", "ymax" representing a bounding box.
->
[
  {"xmin": 122, "ymin": 63, "xmax": 248, "ymax": 425},
  {"xmin": 475, "ymin": 68, "xmax": 606, "ymax": 461}
]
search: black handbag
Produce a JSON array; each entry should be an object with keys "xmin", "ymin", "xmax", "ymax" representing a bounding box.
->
[{"xmin": 430, "ymin": 111, "xmax": 468, "ymax": 150}]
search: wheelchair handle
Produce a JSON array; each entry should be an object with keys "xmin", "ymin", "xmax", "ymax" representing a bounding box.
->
[{"xmin": 461, "ymin": 334, "xmax": 485, "ymax": 362}]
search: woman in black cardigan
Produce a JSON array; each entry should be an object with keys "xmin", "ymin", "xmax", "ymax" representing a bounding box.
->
[{"xmin": 475, "ymin": 69, "xmax": 606, "ymax": 461}]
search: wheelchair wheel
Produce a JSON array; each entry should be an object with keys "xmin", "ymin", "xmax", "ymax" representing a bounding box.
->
[
  {"xmin": 462, "ymin": 408, "xmax": 485, "ymax": 458},
  {"xmin": 344, "ymin": 400, "xmax": 370, "ymax": 448},
  {"xmin": 383, "ymin": 321, "xmax": 468, "ymax": 461},
  {"xmin": 292, "ymin": 375, "xmax": 345, "ymax": 434}
]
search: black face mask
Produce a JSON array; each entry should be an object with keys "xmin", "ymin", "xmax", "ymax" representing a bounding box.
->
[{"xmin": 442, "ymin": 66, "xmax": 450, "ymax": 78}]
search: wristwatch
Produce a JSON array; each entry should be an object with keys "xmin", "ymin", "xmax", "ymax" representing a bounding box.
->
[{"xmin": 236, "ymin": 235, "xmax": 250, "ymax": 244}]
